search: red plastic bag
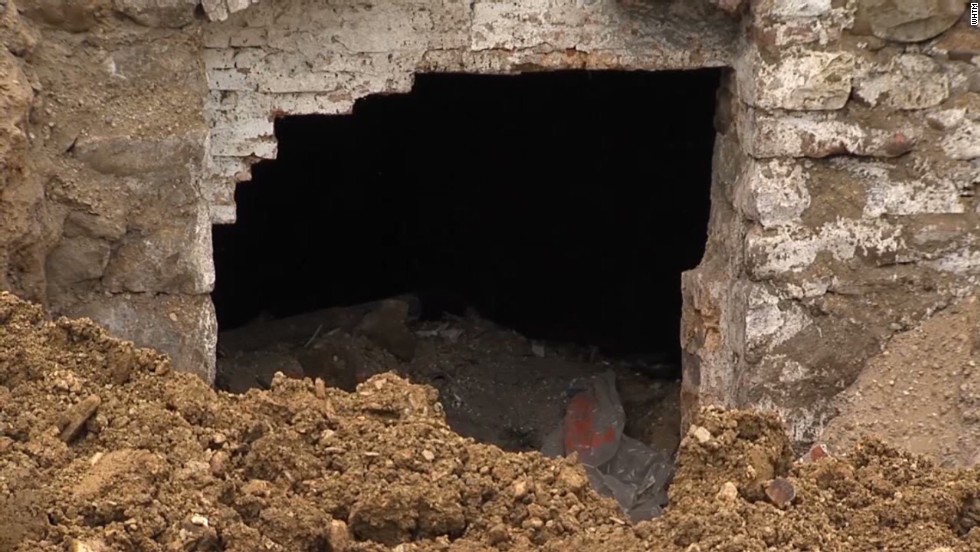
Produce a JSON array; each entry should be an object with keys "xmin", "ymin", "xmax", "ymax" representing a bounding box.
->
[{"xmin": 541, "ymin": 370, "xmax": 671, "ymax": 521}]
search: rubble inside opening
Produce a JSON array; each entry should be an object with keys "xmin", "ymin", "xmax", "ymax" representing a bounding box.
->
[{"xmin": 210, "ymin": 69, "xmax": 719, "ymax": 519}]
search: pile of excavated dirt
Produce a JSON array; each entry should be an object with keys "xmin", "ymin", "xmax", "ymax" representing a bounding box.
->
[{"xmin": 3, "ymin": 290, "xmax": 980, "ymax": 551}]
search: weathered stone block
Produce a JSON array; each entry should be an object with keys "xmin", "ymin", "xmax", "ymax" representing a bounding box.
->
[
  {"xmin": 102, "ymin": 205, "xmax": 215, "ymax": 295},
  {"xmin": 66, "ymin": 293, "xmax": 218, "ymax": 383},
  {"xmin": 45, "ymin": 236, "xmax": 111, "ymax": 287},
  {"xmin": 754, "ymin": 0, "xmax": 832, "ymax": 18},
  {"xmin": 201, "ymin": 0, "xmax": 229, "ymax": 22},
  {"xmin": 829, "ymin": 158, "xmax": 967, "ymax": 217},
  {"xmin": 735, "ymin": 158, "xmax": 811, "ymax": 228},
  {"xmin": 62, "ymin": 211, "xmax": 127, "ymax": 241},
  {"xmin": 738, "ymin": 107, "xmax": 919, "ymax": 158},
  {"xmin": 20, "ymin": 0, "xmax": 104, "ymax": 33},
  {"xmin": 744, "ymin": 285, "xmax": 812, "ymax": 358},
  {"xmin": 932, "ymin": 16, "xmax": 980, "ymax": 58},
  {"xmin": 112, "ymin": 0, "xmax": 198, "ymax": 28},
  {"xmin": 942, "ymin": 120, "xmax": 980, "ymax": 160},
  {"xmin": 228, "ymin": 26, "xmax": 267, "ymax": 47},
  {"xmin": 738, "ymin": 47, "xmax": 854, "ymax": 110},
  {"xmin": 854, "ymin": 0, "xmax": 965, "ymax": 43},
  {"xmin": 853, "ymin": 54, "xmax": 949, "ymax": 109},
  {"xmin": 207, "ymin": 68, "xmax": 253, "ymax": 91},
  {"xmin": 744, "ymin": 219, "xmax": 905, "ymax": 276},
  {"xmin": 72, "ymin": 132, "xmax": 204, "ymax": 177}
]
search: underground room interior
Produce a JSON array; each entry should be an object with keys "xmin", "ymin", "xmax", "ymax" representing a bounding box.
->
[{"xmin": 210, "ymin": 68, "xmax": 720, "ymax": 519}]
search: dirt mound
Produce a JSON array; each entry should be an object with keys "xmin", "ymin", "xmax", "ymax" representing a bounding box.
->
[{"xmin": 2, "ymin": 290, "xmax": 980, "ymax": 551}]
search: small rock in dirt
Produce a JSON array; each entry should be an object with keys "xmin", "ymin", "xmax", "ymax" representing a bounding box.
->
[
  {"xmin": 799, "ymin": 443, "xmax": 831, "ymax": 463},
  {"xmin": 58, "ymin": 394, "xmax": 101, "ymax": 443},
  {"xmin": 189, "ymin": 514, "xmax": 209, "ymax": 527},
  {"xmin": 209, "ymin": 450, "xmax": 230, "ymax": 476},
  {"xmin": 558, "ymin": 465, "xmax": 588, "ymax": 493},
  {"xmin": 717, "ymin": 481, "xmax": 739, "ymax": 501},
  {"xmin": 690, "ymin": 425, "xmax": 712, "ymax": 444},
  {"xmin": 955, "ymin": 494, "xmax": 980, "ymax": 534},
  {"xmin": 513, "ymin": 479, "xmax": 529, "ymax": 499},
  {"xmin": 328, "ymin": 519, "xmax": 351, "ymax": 551},
  {"xmin": 531, "ymin": 342, "xmax": 546, "ymax": 357},
  {"xmin": 355, "ymin": 300, "xmax": 417, "ymax": 362},
  {"xmin": 179, "ymin": 514, "xmax": 219, "ymax": 549},
  {"xmin": 69, "ymin": 539, "xmax": 110, "ymax": 552},
  {"xmin": 765, "ymin": 477, "xmax": 796, "ymax": 508},
  {"xmin": 421, "ymin": 449, "xmax": 435, "ymax": 461},
  {"xmin": 488, "ymin": 523, "xmax": 510, "ymax": 544}
]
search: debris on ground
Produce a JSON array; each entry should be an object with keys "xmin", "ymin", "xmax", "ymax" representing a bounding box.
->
[
  {"xmin": 3, "ymin": 290, "xmax": 980, "ymax": 551},
  {"xmin": 540, "ymin": 370, "xmax": 673, "ymax": 521},
  {"xmin": 215, "ymin": 295, "xmax": 682, "ymax": 460}
]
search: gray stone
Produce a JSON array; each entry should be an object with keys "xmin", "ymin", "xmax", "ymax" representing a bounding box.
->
[
  {"xmin": 112, "ymin": 0, "xmax": 198, "ymax": 28},
  {"xmin": 65, "ymin": 293, "xmax": 218, "ymax": 383},
  {"xmin": 102, "ymin": 217, "xmax": 214, "ymax": 295},
  {"xmin": 855, "ymin": 0, "xmax": 965, "ymax": 43},
  {"xmin": 738, "ymin": 48, "xmax": 854, "ymax": 110},
  {"xmin": 21, "ymin": 0, "xmax": 103, "ymax": 33},
  {"xmin": 45, "ymin": 236, "xmax": 111, "ymax": 287},
  {"xmin": 738, "ymin": 107, "xmax": 920, "ymax": 158},
  {"xmin": 200, "ymin": 0, "xmax": 228, "ymax": 21},
  {"xmin": 63, "ymin": 211, "xmax": 127, "ymax": 241},
  {"xmin": 72, "ymin": 133, "xmax": 202, "ymax": 177},
  {"xmin": 943, "ymin": 120, "xmax": 980, "ymax": 160},
  {"xmin": 853, "ymin": 54, "xmax": 950, "ymax": 109}
]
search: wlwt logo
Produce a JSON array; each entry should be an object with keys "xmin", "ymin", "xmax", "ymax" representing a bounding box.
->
[{"xmin": 973, "ymin": 2, "xmax": 980, "ymax": 27}]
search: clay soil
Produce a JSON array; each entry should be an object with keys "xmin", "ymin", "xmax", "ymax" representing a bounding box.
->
[{"xmin": 4, "ymin": 291, "xmax": 980, "ymax": 552}]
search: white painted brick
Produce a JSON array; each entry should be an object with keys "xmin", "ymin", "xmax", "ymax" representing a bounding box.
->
[
  {"xmin": 270, "ymin": 93, "xmax": 355, "ymax": 115},
  {"xmin": 203, "ymin": 48, "xmax": 235, "ymax": 70},
  {"xmin": 258, "ymin": 72, "xmax": 350, "ymax": 94},
  {"xmin": 211, "ymin": 117, "xmax": 272, "ymax": 145},
  {"xmin": 203, "ymin": 24, "xmax": 233, "ymax": 48},
  {"xmin": 229, "ymin": 27, "xmax": 268, "ymax": 47},
  {"xmin": 232, "ymin": 48, "xmax": 267, "ymax": 68},
  {"xmin": 207, "ymin": 68, "xmax": 254, "ymax": 91},
  {"xmin": 211, "ymin": 204, "xmax": 238, "ymax": 225},
  {"xmin": 209, "ymin": 133, "xmax": 276, "ymax": 158},
  {"xmin": 208, "ymin": 155, "xmax": 250, "ymax": 179}
]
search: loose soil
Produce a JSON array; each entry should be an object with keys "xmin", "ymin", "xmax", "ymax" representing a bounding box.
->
[
  {"xmin": 3, "ymin": 290, "xmax": 980, "ymax": 551},
  {"xmin": 821, "ymin": 296, "xmax": 980, "ymax": 469}
]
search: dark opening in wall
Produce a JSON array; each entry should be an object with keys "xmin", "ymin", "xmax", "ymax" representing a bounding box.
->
[
  {"xmin": 211, "ymin": 69, "xmax": 719, "ymax": 519},
  {"xmin": 212, "ymin": 69, "xmax": 719, "ymax": 365}
]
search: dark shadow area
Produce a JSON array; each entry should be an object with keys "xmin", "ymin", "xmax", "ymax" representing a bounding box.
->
[{"xmin": 212, "ymin": 69, "xmax": 720, "ymax": 367}]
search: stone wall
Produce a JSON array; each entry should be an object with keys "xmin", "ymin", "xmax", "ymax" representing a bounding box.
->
[
  {"xmin": 683, "ymin": 0, "xmax": 980, "ymax": 448},
  {"xmin": 2, "ymin": 0, "xmax": 217, "ymax": 381},
  {"xmin": 0, "ymin": 0, "xmax": 978, "ymax": 454}
]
